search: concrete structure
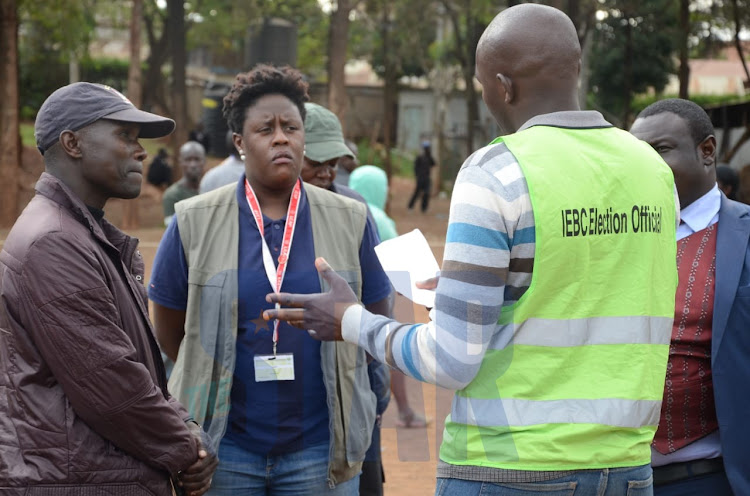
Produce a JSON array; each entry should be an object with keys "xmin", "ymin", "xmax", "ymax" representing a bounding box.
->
[{"xmin": 664, "ymin": 43, "xmax": 750, "ymax": 97}]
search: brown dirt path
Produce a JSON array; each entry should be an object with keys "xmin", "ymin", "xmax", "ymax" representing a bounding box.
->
[
  {"xmin": 378, "ymin": 177, "xmax": 455, "ymax": 496},
  {"xmin": 0, "ymin": 175, "xmax": 455, "ymax": 496}
]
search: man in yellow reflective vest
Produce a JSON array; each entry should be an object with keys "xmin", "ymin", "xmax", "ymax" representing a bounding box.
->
[{"xmin": 267, "ymin": 4, "xmax": 679, "ymax": 494}]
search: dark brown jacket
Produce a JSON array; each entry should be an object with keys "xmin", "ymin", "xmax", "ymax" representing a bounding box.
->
[{"xmin": 0, "ymin": 173, "xmax": 198, "ymax": 495}]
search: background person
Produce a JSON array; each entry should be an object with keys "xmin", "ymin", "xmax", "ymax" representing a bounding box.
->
[
  {"xmin": 0, "ymin": 82, "xmax": 216, "ymax": 496},
  {"xmin": 334, "ymin": 139, "xmax": 359, "ymax": 186},
  {"xmin": 631, "ymin": 98, "xmax": 750, "ymax": 496},
  {"xmin": 716, "ymin": 165, "xmax": 739, "ymax": 201},
  {"xmin": 200, "ymin": 130, "xmax": 246, "ymax": 193},
  {"xmin": 147, "ymin": 147, "xmax": 172, "ymax": 190},
  {"xmin": 188, "ymin": 121, "xmax": 211, "ymax": 153},
  {"xmin": 266, "ymin": 5, "xmax": 679, "ymax": 494},
  {"xmin": 407, "ymin": 141, "xmax": 435, "ymax": 213},
  {"xmin": 349, "ymin": 165, "xmax": 397, "ymax": 243},
  {"xmin": 149, "ymin": 65, "xmax": 392, "ymax": 495},
  {"xmin": 162, "ymin": 140, "xmax": 205, "ymax": 226},
  {"xmin": 300, "ymin": 102, "xmax": 393, "ymax": 496},
  {"xmin": 349, "ymin": 164, "xmax": 426, "ymax": 429}
]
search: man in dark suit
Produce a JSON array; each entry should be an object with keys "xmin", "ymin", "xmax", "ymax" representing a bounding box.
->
[{"xmin": 631, "ymin": 98, "xmax": 750, "ymax": 496}]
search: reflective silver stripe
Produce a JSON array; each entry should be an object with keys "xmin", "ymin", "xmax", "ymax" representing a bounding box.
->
[
  {"xmin": 451, "ymin": 396, "xmax": 662, "ymax": 429},
  {"xmin": 488, "ymin": 315, "xmax": 673, "ymax": 350}
]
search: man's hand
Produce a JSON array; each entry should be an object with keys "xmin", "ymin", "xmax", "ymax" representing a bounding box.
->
[
  {"xmin": 177, "ymin": 422, "xmax": 218, "ymax": 496},
  {"xmin": 264, "ymin": 258, "xmax": 359, "ymax": 341}
]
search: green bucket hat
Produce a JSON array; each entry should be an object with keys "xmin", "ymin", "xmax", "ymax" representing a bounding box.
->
[{"xmin": 304, "ymin": 102, "xmax": 354, "ymax": 163}]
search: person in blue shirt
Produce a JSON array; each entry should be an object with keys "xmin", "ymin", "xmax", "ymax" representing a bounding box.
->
[{"xmin": 149, "ymin": 64, "xmax": 392, "ymax": 495}]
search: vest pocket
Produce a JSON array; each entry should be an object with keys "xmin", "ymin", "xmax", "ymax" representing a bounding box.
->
[
  {"xmin": 336, "ymin": 342, "xmax": 376, "ymax": 464},
  {"xmin": 185, "ymin": 269, "xmax": 233, "ymax": 342}
]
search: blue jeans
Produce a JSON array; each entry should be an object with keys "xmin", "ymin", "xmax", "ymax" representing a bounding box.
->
[
  {"xmin": 208, "ymin": 437, "xmax": 360, "ymax": 495},
  {"xmin": 435, "ymin": 465, "xmax": 653, "ymax": 496}
]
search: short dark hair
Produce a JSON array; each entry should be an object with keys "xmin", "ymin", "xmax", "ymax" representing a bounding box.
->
[
  {"xmin": 636, "ymin": 98, "xmax": 714, "ymax": 147},
  {"xmin": 222, "ymin": 64, "xmax": 309, "ymax": 134},
  {"xmin": 716, "ymin": 165, "xmax": 739, "ymax": 199}
]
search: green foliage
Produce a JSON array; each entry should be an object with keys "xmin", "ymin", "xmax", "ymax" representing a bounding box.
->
[
  {"xmin": 18, "ymin": 0, "xmax": 98, "ymax": 60},
  {"xmin": 589, "ymin": 0, "xmax": 678, "ymax": 120},
  {"xmin": 351, "ymin": 0, "xmax": 438, "ymax": 80},
  {"xmin": 80, "ymin": 57, "xmax": 134, "ymax": 88},
  {"xmin": 186, "ymin": 0, "xmax": 328, "ymax": 78},
  {"xmin": 17, "ymin": 0, "xmax": 135, "ymax": 118},
  {"xmin": 20, "ymin": 123, "xmax": 35, "ymax": 148},
  {"xmin": 19, "ymin": 57, "xmax": 135, "ymax": 120},
  {"xmin": 631, "ymin": 93, "xmax": 750, "ymax": 117},
  {"xmin": 357, "ymin": 140, "xmax": 414, "ymax": 177}
]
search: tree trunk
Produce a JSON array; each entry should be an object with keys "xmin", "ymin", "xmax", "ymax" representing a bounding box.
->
[
  {"xmin": 463, "ymin": 2, "xmax": 479, "ymax": 156},
  {"xmin": 128, "ymin": 0, "xmax": 143, "ymax": 108},
  {"xmin": 327, "ymin": 0, "xmax": 351, "ymax": 127},
  {"xmin": 69, "ymin": 52, "xmax": 80, "ymax": 84},
  {"xmin": 381, "ymin": 0, "xmax": 396, "ymax": 198},
  {"xmin": 622, "ymin": 18, "xmax": 633, "ymax": 127},
  {"xmin": 579, "ymin": 26, "xmax": 593, "ymax": 109},
  {"xmin": 431, "ymin": 66, "xmax": 455, "ymax": 195},
  {"xmin": 463, "ymin": 68, "xmax": 479, "ymax": 156},
  {"xmin": 564, "ymin": 0, "xmax": 596, "ymax": 109},
  {"xmin": 168, "ymin": 0, "xmax": 188, "ymax": 180},
  {"xmin": 731, "ymin": 0, "xmax": 750, "ymax": 85},
  {"xmin": 142, "ymin": 7, "xmax": 171, "ymax": 114},
  {"xmin": 0, "ymin": 0, "xmax": 20, "ymax": 228},
  {"xmin": 678, "ymin": 0, "xmax": 690, "ymax": 99},
  {"xmin": 123, "ymin": 0, "xmax": 143, "ymax": 230}
]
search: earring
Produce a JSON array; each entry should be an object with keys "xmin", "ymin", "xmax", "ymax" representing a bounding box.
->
[{"xmin": 240, "ymin": 153, "xmax": 246, "ymax": 161}]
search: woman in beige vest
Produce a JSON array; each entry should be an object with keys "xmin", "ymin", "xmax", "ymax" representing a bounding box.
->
[{"xmin": 148, "ymin": 64, "xmax": 393, "ymax": 495}]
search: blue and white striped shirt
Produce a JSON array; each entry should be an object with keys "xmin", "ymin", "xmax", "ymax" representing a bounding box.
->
[{"xmin": 342, "ymin": 111, "xmax": 679, "ymax": 391}]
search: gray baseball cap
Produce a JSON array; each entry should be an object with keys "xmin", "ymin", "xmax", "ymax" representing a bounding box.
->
[
  {"xmin": 303, "ymin": 102, "xmax": 353, "ymax": 163},
  {"xmin": 35, "ymin": 82, "xmax": 176, "ymax": 154}
]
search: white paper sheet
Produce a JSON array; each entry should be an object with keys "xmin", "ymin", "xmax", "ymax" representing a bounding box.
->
[{"xmin": 374, "ymin": 229, "xmax": 440, "ymax": 308}]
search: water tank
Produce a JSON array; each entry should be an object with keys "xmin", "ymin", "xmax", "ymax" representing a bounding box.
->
[
  {"xmin": 201, "ymin": 83, "xmax": 231, "ymax": 158},
  {"xmin": 245, "ymin": 18, "xmax": 298, "ymax": 68}
]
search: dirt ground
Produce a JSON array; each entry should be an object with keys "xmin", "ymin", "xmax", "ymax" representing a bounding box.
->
[{"xmin": 1, "ymin": 165, "xmax": 455, "ymax": 495}]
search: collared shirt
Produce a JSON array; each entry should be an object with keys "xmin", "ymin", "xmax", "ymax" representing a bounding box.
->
[
  {"xmin": 150, "ymin": 177, "xmax": 392, "ymax": 455},
  {"xmin": 676, "ymin": 184, "xmax": 720, "ymax": 241},
  {"xmin": 652, "ymin": 183, "xmax": 723, "ymax": 467}
]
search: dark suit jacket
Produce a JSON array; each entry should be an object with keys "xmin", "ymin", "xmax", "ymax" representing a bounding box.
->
[{"xmin": 713, "ymin": 194, "xmax": 750, "ymax": 494}]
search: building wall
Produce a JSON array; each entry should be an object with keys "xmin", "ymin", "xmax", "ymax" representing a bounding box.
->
[
  {"xmin": 397, "ymin": 88, "xmax": 499, "ymax": 153},
  {"xmin": 308, "ymin": 83, "xmax": 392, "ymax": 143}
]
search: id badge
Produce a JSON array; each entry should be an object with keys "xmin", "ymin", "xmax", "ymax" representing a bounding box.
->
[{"xmin": 254, "ymin": 353, "xmax": 295, "ymax": 382}]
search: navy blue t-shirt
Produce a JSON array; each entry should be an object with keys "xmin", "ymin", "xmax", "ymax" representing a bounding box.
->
[{"xmin": 149, "ymin": 179, "xmax": 392, "ymax": 455}]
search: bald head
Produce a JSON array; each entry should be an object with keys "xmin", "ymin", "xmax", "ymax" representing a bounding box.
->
[
  {"xmin": 178, "ymin": 140, "xmax": 206, "ymax": 185},
  {"xmin": 476, "ymin": 4, "xmax": 581, "ymax": 133},
  {"xmin": 179, "ymin": 140, "xmax": 205, "ymax": 158}
]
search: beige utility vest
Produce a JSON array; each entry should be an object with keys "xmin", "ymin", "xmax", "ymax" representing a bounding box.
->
[{"xmin": 168, "ymin": 182, "xmax": 376, "ymax": 485}]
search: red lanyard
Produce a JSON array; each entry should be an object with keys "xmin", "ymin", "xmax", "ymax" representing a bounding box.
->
[{"xmin": 244, "ymin": 178, "xmax": 302, "ymax": 356}]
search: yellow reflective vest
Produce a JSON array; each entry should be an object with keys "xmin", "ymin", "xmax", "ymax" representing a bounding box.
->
[{"xmin": 440, "ymin": 124, "xmax": 678, "ymax": 471}]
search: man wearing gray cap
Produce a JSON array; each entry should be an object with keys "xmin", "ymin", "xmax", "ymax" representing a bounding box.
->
[{"xmin": 0, "ymin": 82, "xmax": 217, "ymax": 496}]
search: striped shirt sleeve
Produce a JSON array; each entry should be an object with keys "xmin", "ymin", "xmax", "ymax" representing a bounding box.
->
[{"xmin": 342, "ymin": 142, "xmax": 535, "ymax": 390}]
